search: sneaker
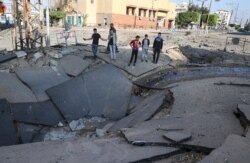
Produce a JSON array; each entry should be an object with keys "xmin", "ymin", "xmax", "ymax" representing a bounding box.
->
[
  {"xmin": 133, "ymin": 63, "xmax": 136, "ymax": 66},
  {"xmin": 145, "ymin": 60, "xmax": 148, "ymax": 62},
  {"xmin": 128, "ymin": 63, "xmax": 131, "ymax": 66},
  {"xmin": 141, "ymin": 60, "xmax": 144, "ymax": 62}
]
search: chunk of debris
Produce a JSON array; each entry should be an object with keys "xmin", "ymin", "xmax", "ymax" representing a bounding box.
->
[
  {"xmin": 0, "ymin": 99, "xmax": 17, "ymax": 146},
  {"xmin": 32, "ymin": 52, "xmax": 43, "ymax": 62},
  {"xmin": 69, "ymin": 119, "xmax": 85, "ymax": 131},
  {"xmin": 11, "ymin": 101, "xmax": 64, "ymax": 126},
  {"xmin": 166, "ymin": 45, "xmax": 188, "ymax": 65},
  {"xmin": 43, "ymin": 128, "xmax": 77, "ymax": 141},
  {"xmin": 199, "ymin": 135, "xmax": 250, "ymax": 163},
  {"xmin": 47, "ymin": 64, "xmax": 132, "ymax": 122},
  {"xmin": 108, "ymin": 91, "xmax": 169, "ymax": 132},
  {"xmin": 16, "ymin": 51, "xmax": 27, "ymax": 58},
  {"xmin": 16, "ymin": 66, "xmax": 70, "ymax": 101},
  {"xmin": 46, "ymin": 50, "xmax": 63, "ymax": 59}
]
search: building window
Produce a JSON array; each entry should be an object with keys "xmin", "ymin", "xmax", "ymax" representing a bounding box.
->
[
  {"xmin": 139, "ymin": 9, "xmax": 147, "ymax": 17},
  {"xmin": 126, "ymin": 7, "xmax": 136, "ymax": 16},
  {"xmin": 149, "ymin": 10, "xmax": 156, "ymax": 18},
  {"xmin": 91, "ymin": 0, "xmax": 94, "ymax": 4}
]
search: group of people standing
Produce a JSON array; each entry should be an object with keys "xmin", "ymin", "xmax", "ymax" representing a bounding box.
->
[{"xmin": 83, "ymin": 23, "xmax": 164, "ymax": 67}]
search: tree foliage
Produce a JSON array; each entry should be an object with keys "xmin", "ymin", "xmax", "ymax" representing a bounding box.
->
[
  {"xmin": 188, "ymin": 4, "xmax": 209, "ymax": 14},
  {"xmin": 44, "ymin": 8, "xmax": 66, "ymax": 22},
  {"xmin": 201, "ymin": 14, "xmax": 218, "ymax": 26},
  {"xmin": 50, "ymin": 9, "xmax": 66, "ymax": 23},
  {"xmin": 176, "ymin": 12, "xmax": 200, "ymax": 27}
]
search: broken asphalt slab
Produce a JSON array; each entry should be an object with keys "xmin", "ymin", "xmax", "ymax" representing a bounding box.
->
[
  {"xmin": 108, "ymin": 91, "xmax": 170, "ymax": 132},
  {"xmin": 0, "ymin": 72, "xmax": 37, "ymax": 103},
  {"xmin": 0, "ymin": 99, "xmax": 17, "ymax": 146},
  {"xmin": 47, "ymin": 76, "xmax": 90, "ymax": 121},
  {"xmin": 121, "ymin": 112, "xmax": 243, "ymax": 149},
  {"xmin": 59, "ymin": 55, "xmax": 92, "ymax": 77},
  {"xmin": 199, "ymin": 135, "xmax": 250, "ymax": 163},
  {"xmin": 0, "ymin": 53, "xmax": 17, "ymax": 63},
  {"xmin": 18, "ymin": 123, "xmax": 42, "ymax": 144},
  {"xmin": 11, "ymin": 101, "xmax": 64, "ymax": 126},
  {"xmin": 0, "ymin": 137, "xmax": 181, "ymax": 163},
  {"xmin": 16, "ymin": 66, "xmax": 70, "ymax": 101},
  {"xmin": 47, "ymin": 64, "xmax": 132, "ymax": 121},
  {"xmin": 135, "ymin": 67, "xmax": 250, "ymax": 89}
]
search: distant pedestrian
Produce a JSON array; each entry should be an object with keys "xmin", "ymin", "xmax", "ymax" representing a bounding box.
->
[
  {"xmin": 141, "ymin": 34, "xmax": 150, "ymax": 62},
  {"xmin": 83, "ymin": 28, "xmax": 106, "ymax": 59},
  {"xmin": 153, "ymin": 32, "xmax": 163, "ymax": 64},
  {"xmin": 108, "ymin": 29, "xmax": 117, "ymax": 61},
  {"xmin": 128, "ymin": 35, "xmax": 141, "ymax": 66},
  {"xmin": 106, "ymin": 23, "xmax": 119, "ymax": 53}
]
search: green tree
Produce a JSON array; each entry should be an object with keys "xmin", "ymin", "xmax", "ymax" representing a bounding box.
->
[
  {"xmin": 43, "ymin": 8, "xmax": 66, "ymax": 25},
  {"xmin": 176, "ymin": 12, "xmax": 200, "ymax": 27},
  {"xmin": 201, "ymin": 14, "xmax": 218, "ymax": 26},
  {"xmin": 82, "ymin": 14, "xmax": 88, "ymax": 27}
]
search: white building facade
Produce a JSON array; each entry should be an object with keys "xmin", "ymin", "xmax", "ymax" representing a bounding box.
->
[
  {"xmin": 176, "ymin": 2, "xmax": 188, "ymax": 14},
  {"xmin": 215, "ymin": 10, "xmax": 231, "ymax": 26}
]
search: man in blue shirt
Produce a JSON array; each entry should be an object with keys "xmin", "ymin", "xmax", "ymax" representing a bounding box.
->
[{"xmin": 153, "ymin": 32, "xmax": 163, "ymax": 64}]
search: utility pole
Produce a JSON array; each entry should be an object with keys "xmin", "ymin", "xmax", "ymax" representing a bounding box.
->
[
  {"xmin": 197, "ymin": 0, "xmax": 208, "ymax": 27},
  {"xmin": 12, "ymin": 0, "xmax": 43, "ymax": 50},
  {"xmin": 234, "ymin": 3, "xmax": 239, "ymax": 24},
  {"xmin": 46, "ymin": 0, "xmax": 50, "ymax": 47}
]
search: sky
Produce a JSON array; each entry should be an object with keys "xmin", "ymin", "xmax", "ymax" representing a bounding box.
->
[{"xmin": 171, "ymin": 0, "xmax": 250, "ymax": 24}]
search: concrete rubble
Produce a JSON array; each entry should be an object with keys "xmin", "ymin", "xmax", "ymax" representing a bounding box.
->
[{"xmin": 0, "ymin": 29, "xmax": 250, "ymax": 162}]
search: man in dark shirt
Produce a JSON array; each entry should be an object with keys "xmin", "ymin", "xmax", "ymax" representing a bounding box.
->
[
  {"xmin": 106, "ymin": 23, "xmax": 119, "ymax": 53},
  {"xmin": 83, "ymin": 28, "xmax": 106, "ymax": 59},
  {"xmin": 153, "ymin": 32, "xmax": 164, "ymax": 64}
]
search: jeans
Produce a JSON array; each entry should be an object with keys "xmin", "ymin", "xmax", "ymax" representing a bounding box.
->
[
  {"xmin": 153, "ymin": 48, "xmax": 161, "ymax": 63},
  {"xmin": 107, "ymin": 44, "xmax": 118, "ymax": 52},
  {"xmin": 92, "ymin": 44, "xmax": 98, "ymax": 58},
  {"xmin": 129, "ymin": 49, "xmax": 138, "ymax": 64},
  {"xmin": 109, "ymin": 44, "xmax": 116, "ymax": 60},
  {"xmin": 141, "ymin": 48, "xmax": 149, "ymax": 61}
]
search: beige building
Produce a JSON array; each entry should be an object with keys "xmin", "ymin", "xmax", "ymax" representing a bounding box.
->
[{"xmin": 53, "ymin": 0, "xmax": 176, "ymax": 29}]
